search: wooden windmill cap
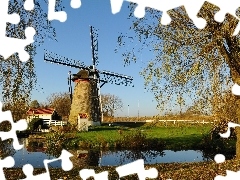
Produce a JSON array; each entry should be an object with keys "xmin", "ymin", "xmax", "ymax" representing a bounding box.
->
[
  {"xmin": 77, "ymin": 70, "xmax": 89, "ymax": 78},
  {"xmin": 72, "ymin": 70, "xmax": 90, "ymax": 82}
]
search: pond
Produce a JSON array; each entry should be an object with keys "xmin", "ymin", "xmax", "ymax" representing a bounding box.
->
[
  {"xmin": 2, "ymin": 138, "xmax": 217, "ymax": 168},
  {"xmin": 99, "ymin": 149, "xmax": 212, "ymax": 166}
]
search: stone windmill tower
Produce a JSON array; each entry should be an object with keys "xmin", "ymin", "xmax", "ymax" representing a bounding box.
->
[{"xmin": 44, "ymin": 26, "xmax": 133, "ymax": 129}]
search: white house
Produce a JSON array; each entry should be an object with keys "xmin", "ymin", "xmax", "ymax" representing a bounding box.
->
[{"xmin": 26, "ymin": 108, "xmax": 60, "ymax": 123}]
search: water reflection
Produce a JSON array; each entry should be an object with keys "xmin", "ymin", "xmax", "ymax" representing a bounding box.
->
[
  {"xmin": 99, "ymin": 150, "xmax": 210, "ymax": 166},
  {"xmin": 12, "ymin": 138, "xmax": 61, "ymax": 168},
  {"xmin": 5, "ymin": 138, "xmax": 223, "ymax": 168}
]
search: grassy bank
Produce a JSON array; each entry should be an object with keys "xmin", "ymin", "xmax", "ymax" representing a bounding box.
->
[
  {"xmin": 14, "ymin": 122, "xmax": 238, "ymax": 179},
  {"xmin": 4, "ymin": 158, "xmax": 240, "ymax": 179},
  {"xmin": 46, "ymin": 122, "xmax": 215, "ymax": 150}
]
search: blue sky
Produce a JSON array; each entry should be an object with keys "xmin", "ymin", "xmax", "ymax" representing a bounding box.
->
[{"xmin": 31, "ymin": 0, "xmax": 167, "ymax": 117}]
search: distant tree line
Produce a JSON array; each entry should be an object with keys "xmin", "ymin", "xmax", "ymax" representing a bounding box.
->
[{"xmin": 29, "ymin": 92, "xmax": 123, "ymax": 119}]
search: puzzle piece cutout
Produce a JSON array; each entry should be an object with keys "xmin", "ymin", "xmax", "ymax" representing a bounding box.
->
[
  {"xmin": 219, "ymin": 122, "xmax": 240, "ymax": 138},
  {"xmin": 214, "ymin": 154, "xmax": 225, "ymax": 164},
  {"xmin": 24, "ymin": 0, "xmax": 35, "ymax": 11},
  {"xmin": 110, "ymin": 0, "xmax": 206, "ymax": 29},
  {"xmin": 48, "ymin": 0, "xmax": 81, "ymax": 22},
  {"xmin": 232, "ymin": 83, "xmax": 240, "ymax": 96},
  {"xmin": 0, "ymin": 156, "xmax": 15, "ymax": 180},
  {"xmin": 215, "ymin": 170, "xmax": 240, "ymax": 180},
  {"xmin": 71, "ymin": 0, "xmax": 82, "ymax": 9},
  {"xmin": 79, "ymin": 159, "xmax": 158, "ymax": 179},
  {"xmin": 206, "ymin": 0, "xmax": 240, "ymax": 35},
  {"xmin": 116, "ymin": 159, "xmax": 158, "ymax": 180},
  {"xmin": 20, "ymin": 149, "xmax": 73, "ymax": 180},
  {"xmin": 110, "ymin": 0, "xmax": 240, "ymax": 34},
  {"xmin": 79, "ymin": 169, "xmax": 109, "ymax": 180},
  {"xmin": 0, "ymin": 0, "xmax": 36, "ymax": 62},
  {"xmin": 0, "ymin": 0, "xmax": 82, "ymax": 62},
  {"xmin": 0, "ymin": 102, "xmax": 28, "ymax": 150}
]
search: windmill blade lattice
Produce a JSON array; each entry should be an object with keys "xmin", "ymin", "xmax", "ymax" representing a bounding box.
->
[
  {"xmin": 44, "ymin": 50, "xmax": 89, "ymax": 70},
  {"xmin": 90, "ymin": 26, "xmax": 99, "ymax": 67},
  {"xmin": 100, "ymin": 70, "xmax": 134, "ymax": 87}
]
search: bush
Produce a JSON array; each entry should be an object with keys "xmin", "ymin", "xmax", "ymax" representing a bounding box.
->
[
  {"xmin": 117, "ymin": 130, "xmax": 148, "ymax": 149},
  {"xmin": 45, "ymin": 132, "xmax": 66, "ymax": 156},
  {"xmin": 28, "ymin": 118, "xmax": 43, "ymax": 132},
  {"xmin": 115, "ymin": 130, "xmax": 165, "ymax": 150},
  {"xmin": 199, "ymin": 118, "xmax": 236, "ymax": 152},
  {"xmin": 60, "ymin": 124, "xmax": 78, "ymax": 133},
  {"xmin": 210, "ymin": 118, "xmax": 236, "ymax": 140}
]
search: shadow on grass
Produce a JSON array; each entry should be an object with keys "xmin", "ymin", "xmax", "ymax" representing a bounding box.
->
[
  {"xmin": 161, "ymin": 134, "xmax": 203, "ymax": 150},
  {"xmin": 102, "ymin": 122, "xmax": 147, "ymax": 128},
  {"xmin": 162, "ymin": 134, "xmax": 236, "ymax": 160},
  {"xmin": 88, "ymin": 127, "xmax": 120, "ymax": 131}
]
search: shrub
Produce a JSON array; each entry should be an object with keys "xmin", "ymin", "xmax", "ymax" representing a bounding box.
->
[
  {"xmin": 117, "ymin": 130, "xmax": 148, "ymax": 149},
  {"xmin": 28, "ymin": 118, "xmax": 43, "ymax": 132},
  {"xmin": 45, "ymin": 132, "xmax": 66, "ymax": 156},
  {"xmin": 60, "ymin": 124, "xmax": 78, "ymax": 133},
  {"xmin": 210, "ymin": 118, "xmax": 236, "ymax": 140}
]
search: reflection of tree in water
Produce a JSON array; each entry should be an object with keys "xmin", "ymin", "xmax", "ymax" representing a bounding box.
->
[
  {"xmin": 45, "ymin": 143, "xmax": 101, "ymax": 167},
  {"xmin": 45, "ymin": 133, "xmax": 66, "ymax": 158},
  {"xmin": 201, "ymin": 149, "xmax": 235, "ymax": 161},
  {"xmin": 27, "ymin": 141, "xmax": 46, "ymax": 152},
  {"xmin": 66, "ymin": 149, "xmax": 101, "ymax": 167},
  {"xmin": 0, "ymin": 140, "xmax": 16, "ymax": 159},
  {"xmin": 45, "ymin": 144, "xmax": 62, "ymax": 158},
  {"xmin": 104, "ymin": 150, "xmax": 165, "ymax": 165},
  {"xmin": 87, "ymin": 150, "xmax": 101, "ymax": 166}
]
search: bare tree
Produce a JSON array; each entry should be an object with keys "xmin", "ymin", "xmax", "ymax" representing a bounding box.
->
[
  {"xmin": 30, "ymin": 100, "xmax": 40, "ymax": 108},
  {"xmin": 101, "ymin": 94, "xmax": 123, "ymax": 117},
  {"xmin": 46, "ymin": 92, "xmax": 71, "ymax": 118}
]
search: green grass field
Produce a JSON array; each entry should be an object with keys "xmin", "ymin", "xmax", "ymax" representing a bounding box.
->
[{"xmin": 62, "ymin": 122, "xmax": 213, "ymax": 150}]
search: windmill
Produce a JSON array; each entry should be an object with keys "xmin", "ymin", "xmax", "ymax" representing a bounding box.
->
[{"xmin": 44, "ymin": 26, "xmax": 133, "ymax": 129}]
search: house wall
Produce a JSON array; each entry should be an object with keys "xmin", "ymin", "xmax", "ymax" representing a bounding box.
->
[{"xmin": 27, "ymin": 114, "xmax": 52, "ymax": 123}]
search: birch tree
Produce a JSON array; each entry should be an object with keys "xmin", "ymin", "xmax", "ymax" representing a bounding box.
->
[
  {"xmin": 117, "ymin": 2, "xmax": 240, "ymax": 156},
  {"xmin": 1, "ymin": 0, "xmax": 63, "ymax": 120}
]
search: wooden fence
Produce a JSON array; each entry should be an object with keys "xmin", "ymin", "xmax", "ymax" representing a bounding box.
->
[
  {"xmin": 145, "ymin": 119, "xmax": 218, "ymax": 124},
  {"xmin": 43, "ymin": 119, "xmax": 67, "ymax": 126},
  {"xmin": 103, "ymin": 116, "xmax": 216, "ymax": 123},
  {"xmin": 105, "ymin": 119, "xmax": 218, "ymax": 125}
]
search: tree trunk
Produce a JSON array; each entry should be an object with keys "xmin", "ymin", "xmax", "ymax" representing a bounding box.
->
[
  {"xmin": 236, "ymin": 96, "xmax": 240, "ymax": 159},
  {"xmin": 233, "ymin": 76, "xmax": 240, "ymax": 159},
  {"xmin": 229, "ymin": 61, "xmax": 240, "ymax": 158}
]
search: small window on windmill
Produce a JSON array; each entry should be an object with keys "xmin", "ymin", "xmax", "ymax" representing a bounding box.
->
[{"xmin": 78, "ymin": 113, "xmax": 89, "ymax": 131}]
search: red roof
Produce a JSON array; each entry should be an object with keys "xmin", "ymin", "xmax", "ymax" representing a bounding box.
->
[{"xmin": 27, "ymin": 108, "xmax": 55, "ymax": 115}]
